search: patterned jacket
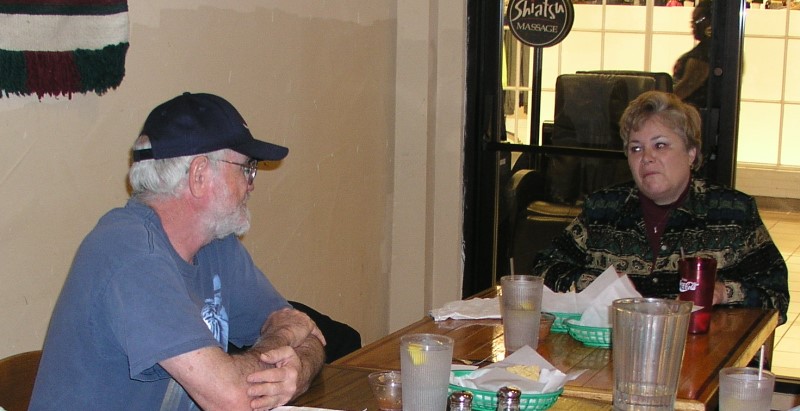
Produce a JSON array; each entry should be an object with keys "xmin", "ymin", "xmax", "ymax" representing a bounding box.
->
[{"xmin": 530, "ymin": 178, "xmax": 789, "ymax": 324}]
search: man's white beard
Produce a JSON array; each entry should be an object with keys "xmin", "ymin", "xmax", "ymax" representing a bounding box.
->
[
  {"xmin": 206, "ymin": 184, "xmax": 251, "ymax": 239},
  {"xmin": 211, "ymin": 205, "xmax": 251, "ymax": 238}
]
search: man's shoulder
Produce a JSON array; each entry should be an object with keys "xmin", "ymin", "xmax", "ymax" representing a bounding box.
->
[
  {"xmin": 98, "ymin": 198, "xmax": 157, "ymax": 225},
  {"xmin": 80, "ymin": 200, "xmax": 167, "ymax": 257}
]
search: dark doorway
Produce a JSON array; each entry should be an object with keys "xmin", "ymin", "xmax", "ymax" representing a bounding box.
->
[{"xmin": 461, "ymin": 0, "xmax": 745, "ymax": 297}]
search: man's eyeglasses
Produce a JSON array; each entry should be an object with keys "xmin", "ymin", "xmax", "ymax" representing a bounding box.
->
[{"xmin": 214, "ymin": 158, "xmax": 259, "ymax": 185}]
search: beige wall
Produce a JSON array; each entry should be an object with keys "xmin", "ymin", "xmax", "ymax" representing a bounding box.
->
[{"xmin": 0, "ymin": 0, "xmax": 466, "ymax": 359}]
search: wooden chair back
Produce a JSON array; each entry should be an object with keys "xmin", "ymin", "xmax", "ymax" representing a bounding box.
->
[{"xmin": 0, "ymin": 350, "xmax": 42, "ymax": 411}]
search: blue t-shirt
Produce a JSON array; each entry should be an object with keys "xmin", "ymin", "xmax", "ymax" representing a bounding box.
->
[{"xmin": 30, "ymin": 199, "xmax": 290, "ymax": 410}]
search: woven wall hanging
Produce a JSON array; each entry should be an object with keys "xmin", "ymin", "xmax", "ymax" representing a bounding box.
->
[{"xmin": 0, "ymin": 0, "xmax": 129, "ymax": 98}]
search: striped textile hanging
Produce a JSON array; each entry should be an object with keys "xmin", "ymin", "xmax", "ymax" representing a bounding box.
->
[{"xmin": 0, "ymin": 0, "xmax": 129, "ymax": 98}]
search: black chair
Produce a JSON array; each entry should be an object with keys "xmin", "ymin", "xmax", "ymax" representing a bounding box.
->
[
  {"xmin": 577, "ymin": 70, "xmax": 673, "ymax": 92},
  {"xmin": 509, "ymin": 73, "xmax": 656, "ymax": 274},
  {"xmin": 289, "ymin": 301, "xmax": 361, "ymax": 363}
]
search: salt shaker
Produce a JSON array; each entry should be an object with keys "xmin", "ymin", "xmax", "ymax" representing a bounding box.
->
[
  {"xmin": 448, "ymin": 390, "xmax": 473, "ymax": 411},
  {"xmin": 495, "ymin": 386, "xmax": 521, "ymax": 411}
]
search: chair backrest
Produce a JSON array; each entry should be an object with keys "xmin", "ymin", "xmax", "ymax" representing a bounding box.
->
[
  {"xmin": 544, "ymin": 73, "xmax": 656, "ymax": 203},
  {"xmin": 0, "ymin": 350, "xmax": 42, "ymax": 411},
  {"xmin": 577, "ymin": 70, "xmax": 674, "ymax": 92}
]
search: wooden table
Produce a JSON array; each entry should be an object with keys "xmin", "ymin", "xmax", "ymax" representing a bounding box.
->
[
  {"xmin": 291, "ymin": 364, "xmax": 612, "ymax": 410},
  {"xmin": 332, "ymin": 287, "xmax": 778, "ymax": 411}
]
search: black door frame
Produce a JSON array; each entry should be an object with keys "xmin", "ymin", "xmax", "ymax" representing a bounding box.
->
[{"xmin": 463, "ymin": 0, "xmax": 505, "ymax": 297}]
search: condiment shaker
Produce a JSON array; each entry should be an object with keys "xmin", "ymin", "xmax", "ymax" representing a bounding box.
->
[
  {"xmin": 448, "ymin": 390, "xmax": 473, "ymax": 411},
  {"xmin": 496, "ymin": 386, "xmax": 521, "ymax": 411}
]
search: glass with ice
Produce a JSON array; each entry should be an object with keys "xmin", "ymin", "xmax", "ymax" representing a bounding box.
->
[
  {"xmin": 500, "ymin": 275, "xmax": 543, "ymax": 353},
  {"xmin": 719, "ymin": 367, "xmax": 775, "ymax": 411},
  {"xmin": 399, "ymin": 333, "xmax": 453, "ymax": 411}
]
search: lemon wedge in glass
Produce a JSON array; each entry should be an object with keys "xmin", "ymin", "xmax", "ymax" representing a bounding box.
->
[{"xmin": 407, "ymin": 342, "xmax": 426, "ymax": 365}]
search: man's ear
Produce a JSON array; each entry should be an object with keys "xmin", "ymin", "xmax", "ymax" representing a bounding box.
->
[{"xmin": 187, "ymin": 156, "xmax": 211, "ymax": 198}]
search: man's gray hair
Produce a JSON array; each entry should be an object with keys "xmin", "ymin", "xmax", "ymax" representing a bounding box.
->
[{"xmin": 129, "ymin": 135, "xmax": 225, "ymax": 202}]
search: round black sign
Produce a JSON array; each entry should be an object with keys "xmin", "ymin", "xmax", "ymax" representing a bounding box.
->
[{"xmin": 507, "ymin": 0, "xmax": 575, "ymax": 48}]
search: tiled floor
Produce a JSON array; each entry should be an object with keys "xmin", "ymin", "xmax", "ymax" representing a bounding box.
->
[{"xmin": 761, "ymin": 209, "xmax": 800, "ymax": 380}]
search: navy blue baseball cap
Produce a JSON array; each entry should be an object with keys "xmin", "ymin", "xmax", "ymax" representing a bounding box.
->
[{"xmin": 132, "ymin": 92, "xmax": 288, "ymax": 162}]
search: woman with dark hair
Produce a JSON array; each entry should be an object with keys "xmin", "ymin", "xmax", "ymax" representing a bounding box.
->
[
  {"xmin": 530, "ymin": 91, "xmax": 789, "ymax": 324},
  {"xmin": 673, "ymin": 0, "xmax": 713, "ymax": 108}
]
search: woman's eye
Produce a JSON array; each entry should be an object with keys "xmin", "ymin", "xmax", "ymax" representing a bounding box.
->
[
  {"xmin": 655, "ymin": 142, "xmax": 667, "ymax": 149},
  {"xmin": 629, "ymin": 146, "xmax": 642, "ymax": 153}
]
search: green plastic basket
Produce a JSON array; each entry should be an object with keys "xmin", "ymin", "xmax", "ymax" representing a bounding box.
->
[
  {"xmin": 449, "ymin": 370, "xmax": 563, "ymax": 411},
  {"xmin": 548, "ymin": 312, "xmax": 582, "ymax": 333},
  {"xmin": 563, "ymin": 318, "xmax": 611, "ymax": 348}
]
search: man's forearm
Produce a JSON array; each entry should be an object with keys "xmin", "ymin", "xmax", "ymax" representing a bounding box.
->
[
  {"xmin": 292, "ymin": 335, "xmax": 325, "ymax": 396},
  {"xmin": 251, "ymin": 334, "xmax": 292, "ymax": 354},
  {"xmin": 258, "ymin": 307, "xmax": 326, "ymax": 349},
  {"xmin": 245, "ymin": 308, "xmax": 326, "ymax": 399}
]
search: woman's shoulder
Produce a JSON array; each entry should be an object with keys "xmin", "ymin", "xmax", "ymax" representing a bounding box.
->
[
  {"xmin": 688, "ymin": 178, "xmax": 760, "ymax": 217},
  {"xmin": 691, "ymin": 178, "xmax": 756, "ymax": 201},
  {"xmin": 581, "ymin": 181, "xmax": 639, "ymax": 215},
  {"xmin": 586, "ymin": 181, "xmax": 638, "ymax": 202}
]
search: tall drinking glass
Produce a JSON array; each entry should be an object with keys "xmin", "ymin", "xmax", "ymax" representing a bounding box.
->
[
  {"xmin": 399, "ymin": 333, "xmax": 454, "ymax": 411},
  {"xmin": 500, "ymin": 275, "xmax": 543, "ymax": 353},
  {"xmin": 678, "ymin": 256, "xmax": 717, "ymax": 334},
  {"xmin": 612, "ymin": 298, "xmax": 692, "ymax": 411}
]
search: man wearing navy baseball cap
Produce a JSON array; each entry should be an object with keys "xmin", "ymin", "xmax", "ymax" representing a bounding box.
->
[
  {"xmin": 32, "ymin": 93, "xmax": 325, "ymax": 410},
  {"xmin": 132, "ymin": 92, "xmax": 289, "ymax": 162}
]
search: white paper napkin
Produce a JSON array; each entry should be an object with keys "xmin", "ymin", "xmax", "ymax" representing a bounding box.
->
[
  {"xmin": 579, "ymin": 268, "xmax": 642, "ymax": 327},
  {"xmin": 541, "ymin": 286, "xmax": 578, "ymax": 314},
  {"xmin": 449, "ymin": 345, "xmax": 583, "ymax": 394},
  {"xmin": 430, "ymin": 297, "xmax": 500, "ymax": 321},
  {"xmin": 541, "ymin": 266, "xmax": 642, "ymax": 328}
]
